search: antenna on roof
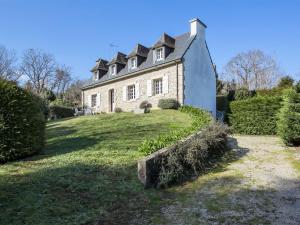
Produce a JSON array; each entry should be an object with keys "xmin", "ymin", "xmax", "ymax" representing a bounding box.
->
[
  {"xmin": 109, "ymin": 43, "xmax": 119, "ymax": 59},
  {"xmin": 109, "ymin": 43, "xmax": 119, "ymax": 48}
]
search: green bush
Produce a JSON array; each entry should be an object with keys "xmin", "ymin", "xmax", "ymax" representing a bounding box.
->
[
  {"xmin": 138, "ymin": 106, "xmax": 212, "ymax": 155},
  {"xmin": 256, "ymin": 88, "xmax": 284, "ymax": 97},
  {"xmin": 234, "ymin": 87, "xmax": 252, "ymax": 100},
  {"xmin": 0, "ymin": 79, "xmax": 46, "ymax": 163},
  {"xmin": 158, "ymin": 98, "xmax": 180, "ymax": 110},
  {"xmin": 277, "ymin": 89, "xmax": 300, "ymax": 145},
  {"xmin": 49, "ymin": 105, "xmax": 74, "ymax": 119},
  {"xmin": 229, "ymin": 96, "xmax": 282, "ymax": 135},
  {"xmin": 158, "ymin": 122, "xmax": 230, "ymax": 187},
  {"xmin": 114, "ymin": 107, "xmax": 122, "ymax": 113},
  {"xmin": 216, "ymin": 95, "xmax": 228, "ymax": 112}
]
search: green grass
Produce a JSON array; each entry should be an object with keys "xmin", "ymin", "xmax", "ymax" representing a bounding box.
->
[{"xmin": 0, "ymin": 110, "xmax": 192, "ymax": 225}]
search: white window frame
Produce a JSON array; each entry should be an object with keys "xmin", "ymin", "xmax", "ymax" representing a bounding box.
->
[
  {"xmin": 129, "ymin": 57, "xmax": 137, "ymax": 70},
  {"xmin": 91, "ymin": 94, "xmax": 97, "ymax": 107},
  {"xmin": 153, "ymin": 78, "xmax": 163, "ymax": 95},
  {"xmin": 110, "ymin": 64, "xmax": 116, "ymax": 76},
  {"xmin": 127, "ymin": 84, "xmax": 136, "ymax": 101},
  {"xmin": 155, "ymin": 47, "xmax": 164, "ymax": 61}
]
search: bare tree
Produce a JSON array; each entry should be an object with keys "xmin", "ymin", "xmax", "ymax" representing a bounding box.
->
[
  {"xmin": 64, "ymin": 79, "xmax": 85, "ymax": 106},
  {"xmin": 224, "ymin": 50, "xmax": 280, "ymax": 90},
  {"xmin": 20, "ymin": 49, "xmax": 56, "ymax": 94},
  {"xmin": 0, "ymin": 45, "xmax": 19, "ymax": 81},
  {"xmin": 52, "ymin": 65, "xmax": 72, "ymax": 97}
]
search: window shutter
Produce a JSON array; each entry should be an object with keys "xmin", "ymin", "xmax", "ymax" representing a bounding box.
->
[
  {"xmin": 87, "ymin": 95, "xmax": 91, "ymax": 107},
  {"xmin": 147, "ymin": 80, "xmax": 152, "ymax": 96},
  {"xmin": 163, "ymin": 74, "xmax": 169, "ymax": 94},
  {"xmin": 135, "ymin": 82, "xmax": 139, "ymax": 99},
  {"xmin": 97, "ymin": 92, "xmax": 101, "ymax": 107},
  {"xmin": 123, "ymin": 86, "xmax": 127, "ymax": 101}
]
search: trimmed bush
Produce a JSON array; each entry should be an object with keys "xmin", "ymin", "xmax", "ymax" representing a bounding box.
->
[
  {"xmin": 158, "ymin": 98, "xmax": 180, "ymax": 110},
  {"xmin": 49, "ymin": 105, "xmax": 74, "ymax": 119},
  {"xmin": 158, "ymin": 122, "xmax": 230, "ymax": 187},
  {"xmin": 234, "ymin": 87, "xmax": 252, "ymax": 100},
  {"xmin": 256, "ymin": 88, "xmax": 284, "ymax": 97},
  {"xmin": 0, "ymin": 79, "xmax": 45, "ymax": 163},
  {"xmin": 138, "ymin": 106, "xmax": 212, "ymax": 155},
  {"xmin": 277, "ymin": 89, "xmax": 300, "ymax": 145},
  {"xmin": 114, "ymin": 107, "xmax": 122, "ymax": 113},
  {"xmin": 229, "ymin": 96, "xmax": 282, "ymax": 135}
]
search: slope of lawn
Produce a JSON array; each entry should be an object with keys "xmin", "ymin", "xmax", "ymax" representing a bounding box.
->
[{"xmin": 0, "ymin": 110, "xmax": 192, "ymax": 225}]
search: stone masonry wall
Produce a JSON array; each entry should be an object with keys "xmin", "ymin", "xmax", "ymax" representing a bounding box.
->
[{"xmin": 82, "ymin": 62, "xmax": 183, "ymax": 113}]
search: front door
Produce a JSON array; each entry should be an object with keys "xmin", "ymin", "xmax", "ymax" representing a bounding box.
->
[{"xmin": 109, "ymin": 89, "xmax": 115, "ymax": 112}]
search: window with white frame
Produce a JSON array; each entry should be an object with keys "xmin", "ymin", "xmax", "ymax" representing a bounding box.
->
[
  {"xmin": 129, "ymin": 57, "xmax": 137, "ymax": 69},
  {"xmin": 127, "ymin": 84, "xmax": 135, "ymax": 100},
  {"xmin": 153, "ymin": 78, "xmax": 163, "ymax": 95},
  {"xmin": 110, "ymin": 64, "xmax": 116, "ymax": 75},
  {"xmin": 91, "ymin": 94, "xmax": 97, "ymax": 107},
  {"xmin": 155, "ymin": 48, "xmax": 164, "ymax": 61},
  {"xmin": 94, "ymin": 71, "xmax": 99, "ymax": 80}
]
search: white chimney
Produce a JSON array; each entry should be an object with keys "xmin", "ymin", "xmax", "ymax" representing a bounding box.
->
[{"xmin": 189, "ymin": 18, "xmax": 207, "ymax": 37}]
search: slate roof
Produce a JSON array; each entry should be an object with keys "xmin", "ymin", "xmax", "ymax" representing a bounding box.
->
[
  {"xmin": 108, "ymin": 52, "xmax": 127, "ymax": 65},
  {"xmin": 152, "ymin": 33, "xmax": 175, "ymax": 49},
  {"xmin": 90, "ymin": 59, "xmax": 108, "ymax": 72},
  {"xmin": 83, "ymin": 32, "xmax": 196, "ymax": 89},
  {"xmin": 127, "ymin": 44, "xmax": 149, "ymax": 58}
]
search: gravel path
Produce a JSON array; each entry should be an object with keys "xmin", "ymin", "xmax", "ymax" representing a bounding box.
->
[{"xmin": 158, "ymin": 135, "xmax": 300, "ymax": 225}]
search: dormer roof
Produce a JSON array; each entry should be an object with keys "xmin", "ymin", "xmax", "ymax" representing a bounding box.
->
[
  {"xmin": 152, "ymin": 33, "xmax": 175, "ymax": 49},
  {"xmin": 127, "ymin": 44, "xmax": 150, "ymax": 58},
  {"xmin": 108, "ymin": 52, "xmax": 127, "ymax": 65},
  {"xmin": 90, "ymin": 59, "xmax": 108, "ymax": 72}
]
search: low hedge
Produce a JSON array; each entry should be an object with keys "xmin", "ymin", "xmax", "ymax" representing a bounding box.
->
[
  {"xmin": 229, "ymin": 96, "xmax": 282, "ymax": 135},
  {"xmin": 158, "ymin": 122, "xmax": 230, "ymax": 187},
  {"xmin": 158, "ymin": 98, "xmax": 180, "ymax": 109},
  {"xmin": 49, "ymin": 105, "xmax": 74, "ymax": 119},
  {"xmin": 277, "ymin": 89, "xmax": 300, "ymax": 145},
  {"xmin": 0, "ymin": 79, "xmax": 45, "ymax": 163},
  {"xmin": 138, "ymin": 106, "xmax": 212, "ymax": 155}
]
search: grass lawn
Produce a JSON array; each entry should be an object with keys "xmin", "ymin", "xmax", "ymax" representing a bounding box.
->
[{"xmin": 0, "ymin": 110, "xmax": 192, "ymax": 225}]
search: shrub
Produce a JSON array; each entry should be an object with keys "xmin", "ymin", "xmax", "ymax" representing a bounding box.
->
[
  {"xmin": 256, "ymin": 88, "xmax": 285, "ymax": 97},
  {"xmin": 294, "ymin": 81, "xmax": 300, "ymax": 93},
  {"xmin": 277, "ymin": 89, "xmax": 300, "ymax": 146},
  {"xmin": 139, "ymin": 101, "xmax": 152, "ymax": 113},
  {"xmin": 138, "ymin": 106, "xmax": 212, "ymax": 155},
  {"xmin": 49, "ymin": 105, "xmax": 74, "ymax": 119},
  {"xmin": 0, "ymin": 79, "xmax": 46, "ymax": 163},
  {"xmin": 114, "ymin": 107, "xmax": 122, "ymax": 113},
  {"xmin": 234, "ymin": 87, "xmax": 252, "ymax": 100},
  {"xmin": 158, "ymin": 98, "xmax": 180, "ymax": 110},
  {"xmin": 158, "ymin": 122, "xmax": 231, "ymax": 187},
  {"xmin": 229, "ymin": 96, "xmax": 282, "ymax": 135}
]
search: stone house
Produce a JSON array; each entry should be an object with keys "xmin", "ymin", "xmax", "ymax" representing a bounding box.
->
[{"xmin": 81, "ymin": 18, "xmax": 216, "ymax": 116}]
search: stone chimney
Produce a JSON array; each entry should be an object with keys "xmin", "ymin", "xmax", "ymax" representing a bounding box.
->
[{"xmin": 189, "ymin": 18, "xmax": 207, "ymax": 37}]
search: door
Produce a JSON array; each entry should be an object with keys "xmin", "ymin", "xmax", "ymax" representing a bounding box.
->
[{"xmin": 109, "ymin": 89, "xmax": 115, "ymax": 112}]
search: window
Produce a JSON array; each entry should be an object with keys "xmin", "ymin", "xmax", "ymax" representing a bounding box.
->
[
  {"xmin": 130, "ymin": 57, "xmax": 137, "ymax": 69},
  {"xmin": 111, "ymin": 64, "xmax": 116, "ymax": 75},
  {"xmin": 91, "ymin": 94, "xmax": 97, "ymax": 107},
  {"xmin": 156, "ymin": 48, "xmax": 164, "ymax": 61},
  {"xmin": 153, "ymin": 78, "xmax": 163, "ymax": 95},
  {"xmin": 94, "ymin": 71, "xmax": 99, "ymax": 80},
  {"xmin": 127, "ymin": 85, "xmax": 135, "ymax": 100}
]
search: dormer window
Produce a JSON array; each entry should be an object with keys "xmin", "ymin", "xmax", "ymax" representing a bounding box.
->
[
  {"xmin": 129, "ymin": 57, "xmax": 137, "ymax": 70},
  {"xmin": 155, "ymin": 47, "xmax": 164, "ymax": 61},
  {"xmin": 94, "ymin": 71, "xmax": 100, "ymax": 80},
  {"xmin": 110, "ymin": 64, "xmax": 116, "ymax": 75}
]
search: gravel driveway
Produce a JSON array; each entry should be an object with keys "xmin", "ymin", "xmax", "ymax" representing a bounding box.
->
[{"xmin": 157, "ymin": 136, "xmax": 300, "ymax": 225}]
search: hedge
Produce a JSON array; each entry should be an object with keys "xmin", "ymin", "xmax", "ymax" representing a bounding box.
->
[
  {"xmin": 0, "ymin": 79, "xmax": 45, "ymax": 163},
  {"xmin": 49, "ymin": 105, "xmax": 74, "ymax": 119},
  {"xmin": 277, "ymin": 89, "xmax": 300, "ymax": 145},
  {"xmin": 158, "ymin": 122, "xmax": 230, "ymax": 188},
  {"xmin": 138, "ymin": 106, "xmax": 212, "ymax": 155},
  {"xmin": 216, "ymin": 95, "xmax": 228, "ymax": 112},
  {"xmin": 158, "ymin": 98, "xmax": 180, "ymax": 109},
  {"xmin": 229, "ymin": 96, "xmax": 282, "ymax": 135}
]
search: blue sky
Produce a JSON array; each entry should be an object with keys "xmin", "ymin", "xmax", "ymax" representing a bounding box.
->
[{"xmin": 1, "ymin": 0, "xmax": 299, "ymax": 80}]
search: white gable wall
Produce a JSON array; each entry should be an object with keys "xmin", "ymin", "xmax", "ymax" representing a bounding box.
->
[{"xmin": 182, "ymin": 32, "xmax": 216, "ymax": 117}]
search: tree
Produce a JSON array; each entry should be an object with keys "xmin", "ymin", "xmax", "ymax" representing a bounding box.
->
[
  {"xmin": 277, "ymin": 76, "xmax": 294, "ymax": 89},
  {"xmin": 64, "ymin": 79, "xmax": 85, "ymax": 106},
  {"xmin": 224, "ymin": 50, "xmax": 280, "ymax": 90},
  {"xmin": 0, "ymin": 45, "xmax": 19, "ymax": 81},
  {"xmin": 216, "ymin": 79, "xmax": 224, "ymax": 95},
  {"xmin": 52, "ymin": 65, "xmax": 72, "ymax": 97},
  {"xmin": 295, "ymin": 80, "xmax": 300, "ymax": 93},
  {"xmin": 20, "ymin": 49, "xmax": 56, "ymax": 94}
]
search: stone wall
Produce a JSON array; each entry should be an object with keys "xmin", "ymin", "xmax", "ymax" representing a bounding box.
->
[{"xmin": 82, "ymin": 62, "xmax": 183, "ymax": 113}]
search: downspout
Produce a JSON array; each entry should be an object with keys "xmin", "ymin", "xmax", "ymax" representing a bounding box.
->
[
  {"xmin": 81, "ymin": 90, "xmax": 84, "ymax": 109},
  {"xmin": 176, "ymin": 62, "xmax": 179, "ymax": 102}
]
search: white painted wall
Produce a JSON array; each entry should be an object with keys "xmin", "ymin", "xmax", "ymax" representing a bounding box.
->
[{"xmin": 183, "ymin": 23, "xmax": 216, "ymax": 117}]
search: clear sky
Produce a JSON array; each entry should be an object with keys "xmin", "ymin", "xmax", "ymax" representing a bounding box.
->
[{"xmin": 1, "ymin": 0, "xmax": 299, "ymax": 80}]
